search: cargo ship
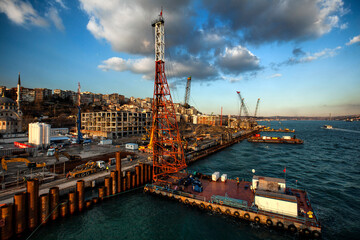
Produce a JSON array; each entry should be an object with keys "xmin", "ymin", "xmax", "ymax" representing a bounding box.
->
[
  {"xmin": 248, "ymin": 134, "xmax": 303, "ymax": 144},
  {"xmin": 145, "ymin": 172, "xmax": 321, "ymax": 238}
]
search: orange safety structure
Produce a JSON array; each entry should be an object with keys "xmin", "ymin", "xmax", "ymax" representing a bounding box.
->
[{"xmin": 151, "ymin": 11, "xmax": 186, "ymax": 183}]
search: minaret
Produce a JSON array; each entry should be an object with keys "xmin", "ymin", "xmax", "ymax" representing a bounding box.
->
[{"xmin": 17, "ymin": 72, "xmax": 21, "ymax": 112}]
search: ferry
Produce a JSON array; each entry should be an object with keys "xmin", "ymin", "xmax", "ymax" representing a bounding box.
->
[
  {"xmin": 323, "ymin": 125, "xmax": 333, "ymax": 129},
  {"xmin": 145, "ymin": 172, "xmax": 321, "ymax": 238},
  {"xmin": 247, "ymin": 134, "xmax": 303, "ymax": 144}
]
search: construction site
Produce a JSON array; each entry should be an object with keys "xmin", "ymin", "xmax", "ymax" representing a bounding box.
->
[{"xmin": 0, "ymin": 10, "xmax": 318, "ymax": 240}]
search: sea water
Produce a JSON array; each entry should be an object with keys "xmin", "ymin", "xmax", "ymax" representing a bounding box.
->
[{"xmin": 31, "ymin": 121, "xmax": 360, "ymax": 240}]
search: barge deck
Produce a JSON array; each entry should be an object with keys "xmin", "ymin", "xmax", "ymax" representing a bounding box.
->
[
  {"xmin": 144, "ymin": 171, "xmax": 321, "ymax": 238},
  {"xmin": 248, "ymin": 136, "xmax": 303, "ymax": 144}
]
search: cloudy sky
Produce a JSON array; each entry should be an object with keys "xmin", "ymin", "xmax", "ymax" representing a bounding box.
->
[{"xmin": 0, "ymin": 0, "xmax": 359, "ymax": 116}]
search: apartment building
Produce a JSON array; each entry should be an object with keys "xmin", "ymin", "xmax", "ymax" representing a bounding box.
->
[{"xmin": 81, "ymin": 111, "xmax": 152, "ymax": 139}]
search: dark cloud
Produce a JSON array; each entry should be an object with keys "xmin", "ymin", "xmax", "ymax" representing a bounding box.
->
[
  {"xmin": 80, "ymin": 0, "xmax": 346, "ymax": 81},
  {"xmin": 292, "ymin": 47, "xmax": 305, "ymax": 57},
  {"xmin": 202, "ymin": 0, "xmax": 346, "ymax": 44}
]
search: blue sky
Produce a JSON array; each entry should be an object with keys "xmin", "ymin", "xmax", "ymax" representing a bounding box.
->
[{"xmin": 0, "ymin": 0, "xmax": 359, "ymax": 117}]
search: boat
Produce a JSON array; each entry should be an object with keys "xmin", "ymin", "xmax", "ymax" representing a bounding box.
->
[
  {"xmin": 323, "ymin": 125, "xmax": 333, "ymax": 129},
  {"xmin": 247, "ymin": 134, "xmax": 303, "ymax": 144},
  {"xmin": 145, "ymin": 172, "xmax": 321, "ymax": 238}
]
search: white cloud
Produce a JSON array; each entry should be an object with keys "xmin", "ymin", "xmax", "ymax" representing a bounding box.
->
[
  {"xmin": 346, "ymin": 35, "xmax": 360, "ymax": 46},
  {"xmin": 268, "ymin": 73, "xmax": 282, "ymax": 79},
  {"xmin": 300, "ymin": 46, "xmax": 342, "ymax": 62},
  {"xmin": 339, "ymin": 23, "xmax": 348, "ymax": 29},
  {"xmin": 217, "ymin": 46, "xmax": 261, "ymax": 75},
  {"xmin": 0, "ymin": 0, "xmax": 48, "ymax": 27},
  {"xmin": 99, "ymin": 56, "xmax": 217, "ymax": 80},
  {"xmin": 55, "ymin": 0, "xmax": 68, "ymax": 9},
  {"xmin": 47, "ymin": 7, "xmax": 64, "ymax": 31},
  {"xmin": 229, "ymin": 77, "xmax": 243, "ymax": 83}
]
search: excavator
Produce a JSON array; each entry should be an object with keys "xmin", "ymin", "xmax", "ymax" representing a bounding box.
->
[
  {"xmin": 1, "ymin": 157, "xmax": 46, "ymax": 171},
  {"xmin": 54, "ymin": 151, "xmax": 81, "ymax": 162},
  {"xmin": 139, "ymin": 123, "xmax": 154, "ymax": 153}
]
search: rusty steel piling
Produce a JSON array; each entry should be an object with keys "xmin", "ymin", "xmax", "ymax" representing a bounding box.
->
[
  {"xmin": 59, "ymin": 201, "xmax": 68, "ymax": 218},
  {"xmin": 68, "ymin": 192, "xmax": 77, "ymax": 215},
  {"xmin": 1, "ymin": 204, "xmax": 13, "ymax": 240},
  {"xmin": 104, "ymin": 177, "xmax": 112, "ymax": 196},
  {"xmin": 13, "ymin": 192, "xmax": 26, "ymax": 236},
  {"xmin": 76, "ymin": 180, "xmax": 85, "ymax": 212},
  {"xmin": 27, "ymin": 179, "xmax": 39, "ymax": 231},
  {"xmin": 49, "ymin": 187, "xmax": 59, "ymax": 221},
  {"xmin": 135, "ymin": 165, "xmax": 140, "ymax": 186},
  {"xmin": 39, "ymin": 194, "xmax": 49, "ymax": 224},
  {"xmin": 98, "ymin": 186, "xmax": 105, "ymax": 200},
  {"xmin": 110, "ymin": 171, "xmax": 117, "ymax": 195}
]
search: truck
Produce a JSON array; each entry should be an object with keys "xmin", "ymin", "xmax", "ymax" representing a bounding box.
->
[{"xmin": 66, "ymin": 160, "xmax": 105, "ymax": 178}]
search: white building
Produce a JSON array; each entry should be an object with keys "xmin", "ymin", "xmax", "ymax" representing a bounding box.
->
[{"xmin": 28, "ymin": 122, "xmax": 50, "ymax": 148}]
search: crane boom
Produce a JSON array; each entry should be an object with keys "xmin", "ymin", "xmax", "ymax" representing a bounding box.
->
[
  {"xmin": 184, "ymin": 76, "xmax": 191, "ymax": 108},
  {"xmin": 77, "ymin": 82, "xmax": 83, "ymax": 144},
  {"xmin": 236, "ymin": 91, "xmax": 250, "ymax": 118},
  {"xmin": 254, "ymin": 98, "xmax": 260, "ymax": 117}
]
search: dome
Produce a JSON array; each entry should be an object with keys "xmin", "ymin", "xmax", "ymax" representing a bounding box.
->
[{"xmin": 0, "ymin": 96, "xmax": 16, "ymax": 105}]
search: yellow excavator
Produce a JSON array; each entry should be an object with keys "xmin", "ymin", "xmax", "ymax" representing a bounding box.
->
[
  {"xmin": 54, "ymin": 151, "xmax": 81, "ymax": 162},
  {"xmin": 139, "ymin": 123, "xmax": 154, "ymax": 153},
  {"xmin": 1, "ymin": 157, "xmax": 46, "ymax": 171}
]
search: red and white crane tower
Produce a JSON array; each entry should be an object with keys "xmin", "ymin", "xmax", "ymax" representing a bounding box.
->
[{"xmin": 151, "ymin": 10, "xmax": 186, "ymax": 183}]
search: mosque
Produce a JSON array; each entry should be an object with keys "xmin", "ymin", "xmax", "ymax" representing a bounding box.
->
[{"xmin": 0, "ymin": 73, "xmax": 23, "ymax": 134}]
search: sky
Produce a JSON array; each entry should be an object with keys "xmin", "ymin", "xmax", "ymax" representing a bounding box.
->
[{"xmin": 0, "ymin": 0, "xmax": 359, "ymax": 117}]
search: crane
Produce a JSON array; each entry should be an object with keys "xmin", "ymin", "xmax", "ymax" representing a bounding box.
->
[
  {"xmin": 184, "ymin": 76, "xmax": 191, "ymax": 108},
  {"xmin": 76, "ymin": 82, "xmax": 83, "ymax": 144},
  {"xmin": 151, "ymin": 10, "xmax": 186, "ymax": 183},
  {"xmin": 254, "ymin": 98, "xmax": 260, "ymax": 118},
  {"xmin": 236, "ymin": 91, "xmax": 250, "ymax": 119}
]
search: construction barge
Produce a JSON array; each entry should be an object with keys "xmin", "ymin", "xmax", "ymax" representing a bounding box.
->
[
  {"xmin": 260, "ymin": 128, "xmax": 295, "ymax": 133},
  {"xmin": 248, "ymin": 135, "xmax": 303, "ymax": 144},
  {"xmin": 144, "ymin": 172, "xmax": 321, "ymax": 238}
]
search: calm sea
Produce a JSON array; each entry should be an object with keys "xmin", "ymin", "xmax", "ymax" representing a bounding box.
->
[{"xmin": 31, "ymin": 121, "xmax": 360, "ymax": 240}]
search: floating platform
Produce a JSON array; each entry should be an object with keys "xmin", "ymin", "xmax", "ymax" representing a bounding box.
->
[
  {"xmin": 144, "ymin": 172, "xmax": 321, "ymax": 238},
  {"xmin": 260, "ymin": 128, "xmax": 295, "ymax": 133},
  {"xmin": 248, "ymin": 136, "xmax": 303, "ymax": 144}
]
